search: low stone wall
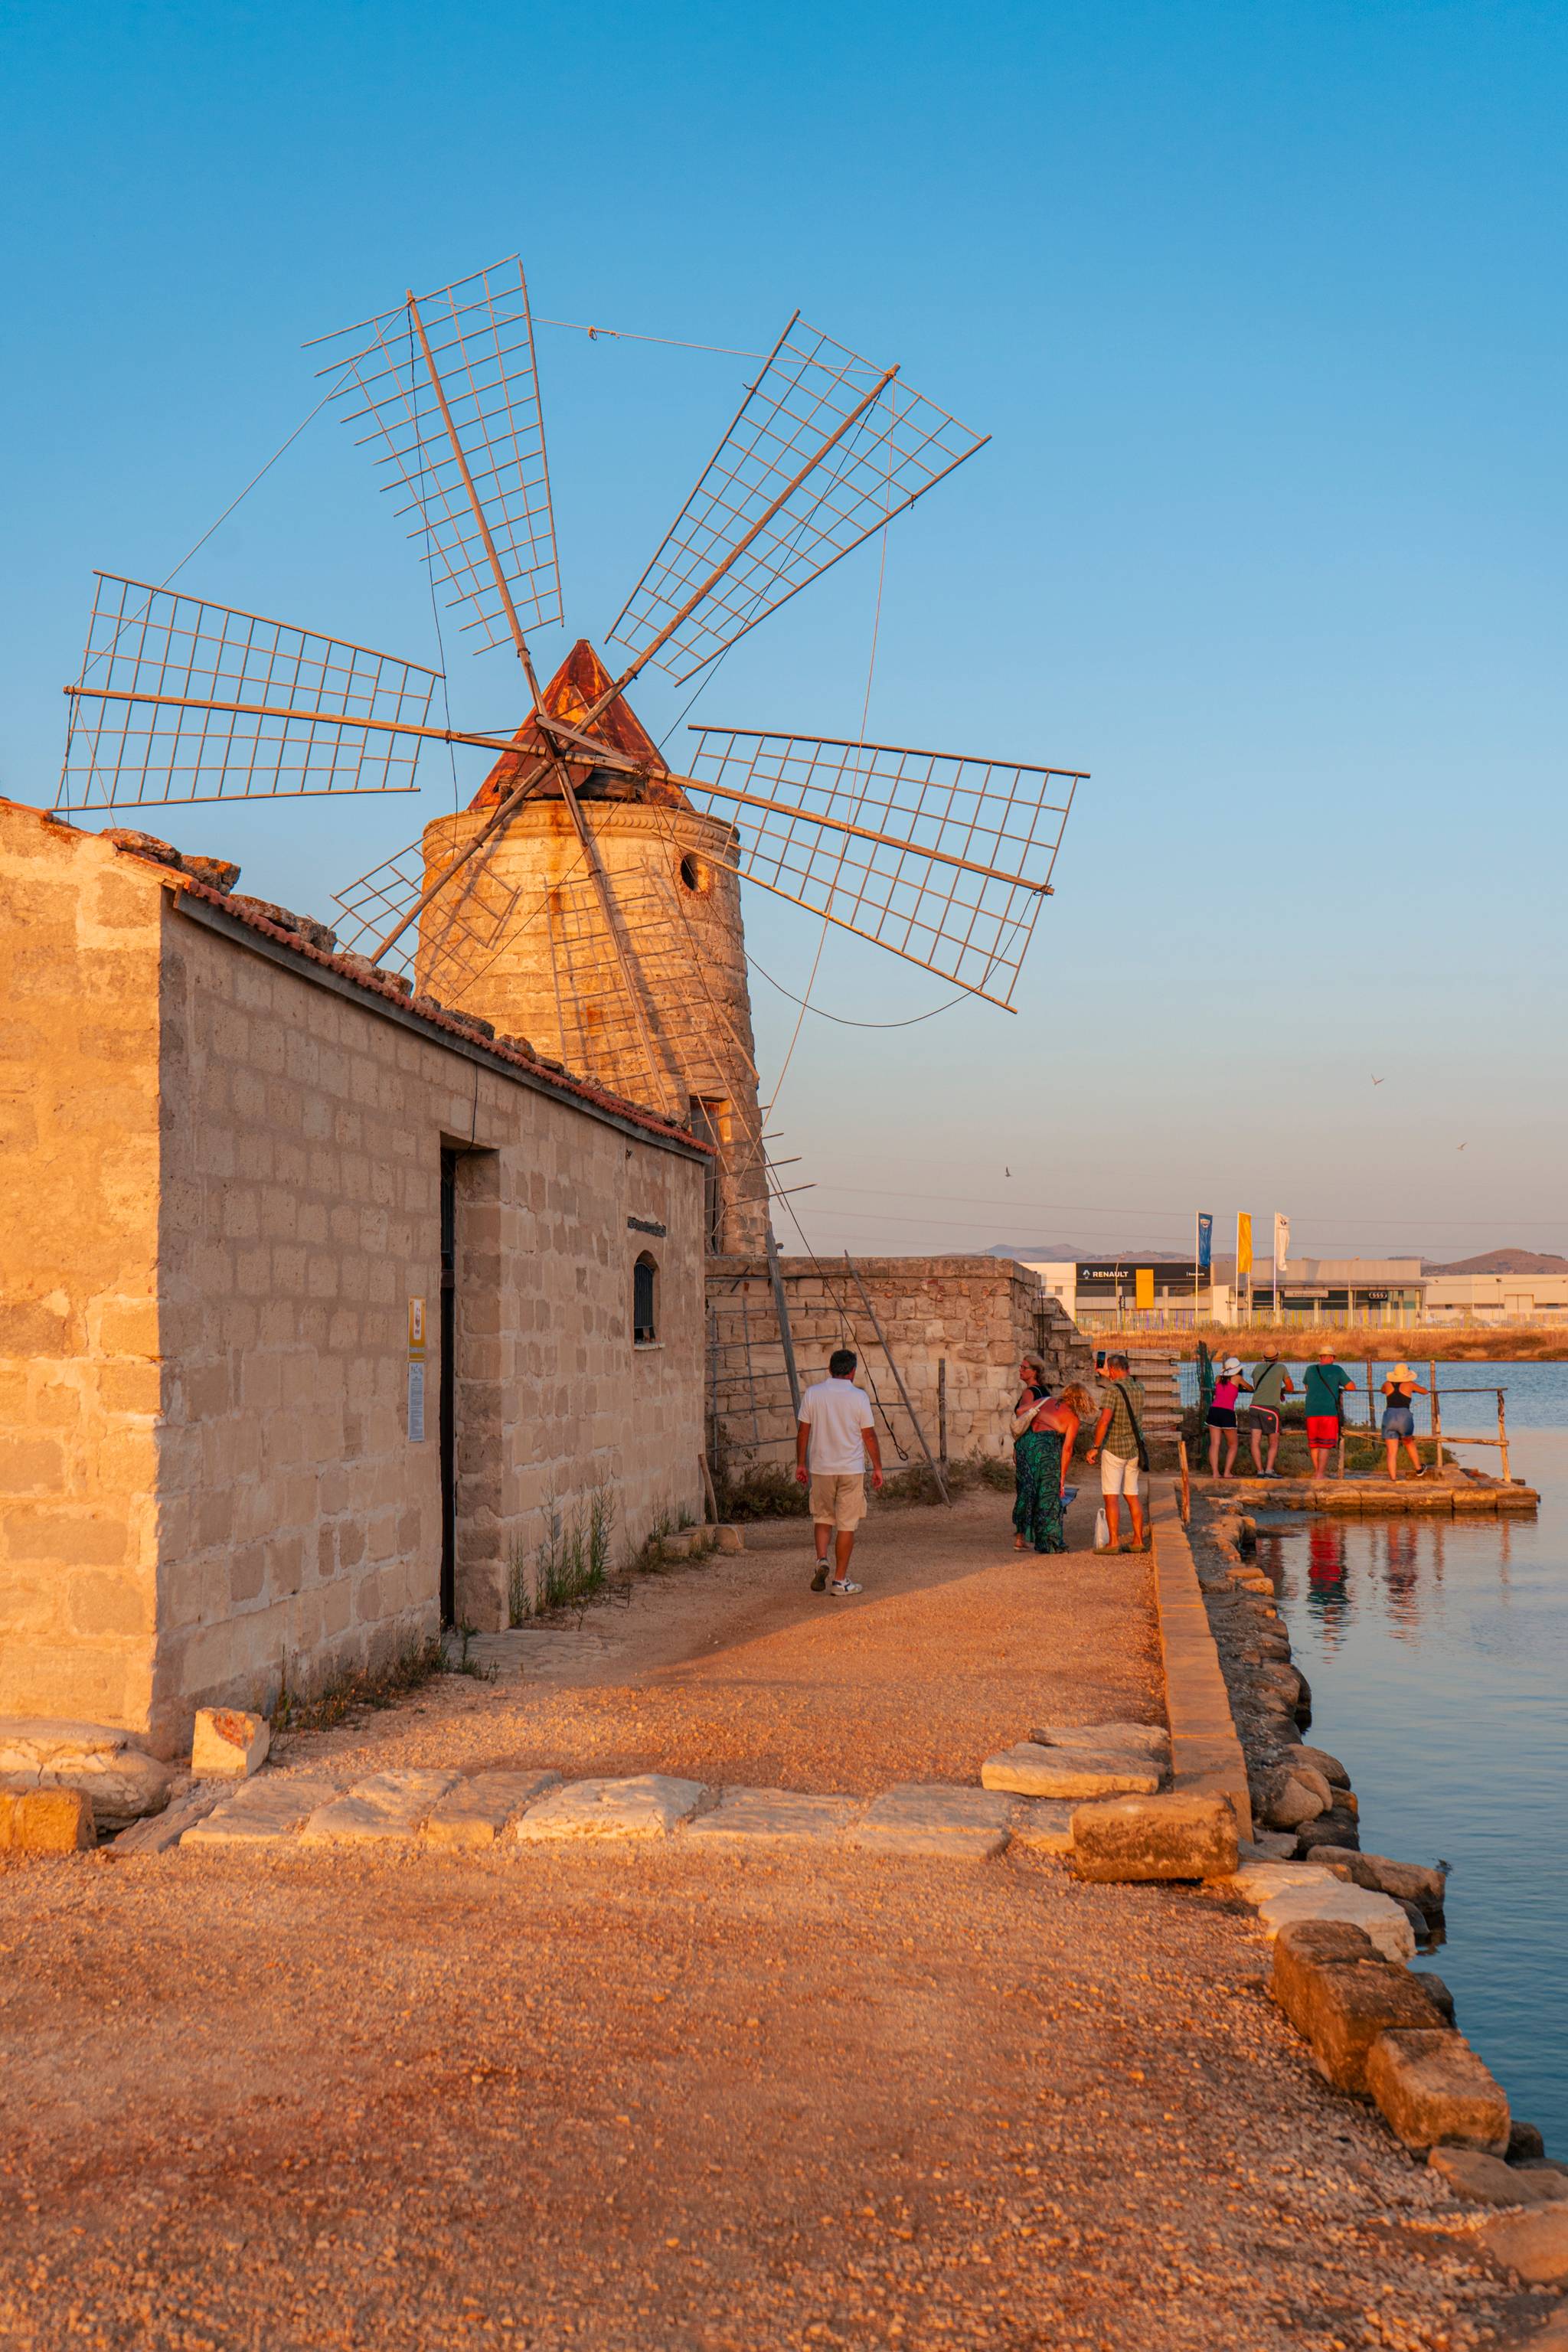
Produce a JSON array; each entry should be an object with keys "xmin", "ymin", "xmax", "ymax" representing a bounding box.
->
[{"xmin": 706, "ymin": 1253, "xmax": 1094, "ymax": 1475}]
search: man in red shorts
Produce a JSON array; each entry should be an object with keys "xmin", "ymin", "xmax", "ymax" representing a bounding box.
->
[{"xmin": 1302, "ymin": 1344, "xmax": 1355, "ymax": 1478}]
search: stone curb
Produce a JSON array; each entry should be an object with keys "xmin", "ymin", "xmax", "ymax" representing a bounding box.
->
[{"xmin": 1148, "ymin": 1481, "xmax": 1253, "ymax": 1838}]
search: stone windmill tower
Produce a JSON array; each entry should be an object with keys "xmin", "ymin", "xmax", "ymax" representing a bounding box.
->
[
  {"xmin": 416, "ymin": 637, "xmax": 768, "ymax": 1250},
  {"xmin": 60, "ymin": 256, "xmax": 1086, "ymax": 1263}
]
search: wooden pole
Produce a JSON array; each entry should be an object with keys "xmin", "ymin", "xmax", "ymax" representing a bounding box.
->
[
  {"xmin": 937, "ymin": 1357, "xmax": 949, "ymax": 1472},
  {"xmin": 1178, "ymin": 1436, "xmax": 1191, "ymax": 1525},
  {"xmin": 764, "ymin": 1227, "xmax": 802, "ymax": 1421},
  {"xmin": 1498, "ymin": 1387, "xmax": 1510, "ymax": 1483},
  {"xmin": 1429, "ymin": 1360, "xmax": 1442, "ymax": 1472},
  {"xmin": 700, "ymin": 1452, "xmax": 720, "ymax": 1524}
]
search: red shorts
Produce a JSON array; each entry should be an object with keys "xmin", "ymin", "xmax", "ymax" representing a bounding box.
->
[{"xmin": 1306, "ymin": 1416, "xmax": 1341, "ymax": 1449}]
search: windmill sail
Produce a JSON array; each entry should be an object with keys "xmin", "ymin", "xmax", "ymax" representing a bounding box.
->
[
  {"xmin": 680, "ymin": 726, "xmax": 1085, "ymax": 1009},
  {"xmin": 606, "ymin": 317, "xmax": 987, "ymax": 685},
  {"xmin": 316, "ymin": 253, "xmax": 562, "ymax": 657},
  {"xmin": 58, "ymin": 574, "xmax": 441, "ymax": 811}
]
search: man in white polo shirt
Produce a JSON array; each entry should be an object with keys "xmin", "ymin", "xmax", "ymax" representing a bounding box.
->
[{"xmin": 794, "ymin": 1348, "xmax": 884, "ymax": 1596}]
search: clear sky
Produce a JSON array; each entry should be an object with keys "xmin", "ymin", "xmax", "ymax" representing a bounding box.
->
[{"xmin": 4, "ymin": 0, "xmax": 1564, "ymax": 1264}]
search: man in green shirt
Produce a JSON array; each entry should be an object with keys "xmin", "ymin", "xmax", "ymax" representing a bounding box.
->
[
  {"xmin": 1248, "ymin": 1346, "xmax": 1295, "ymax": 1478},
  {"xmin": 1086, "ymin": 1354, "xmax": 1147, "ymax": 1550},
  {"xmin": 1302, "ymin": 1344, "xmax": 1356, "ymax": 1479}
]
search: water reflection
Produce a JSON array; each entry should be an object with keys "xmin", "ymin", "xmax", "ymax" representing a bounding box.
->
[{"xmin": 1256, "ymin": 1411, "xmax": 1568, "ymax": 2148}]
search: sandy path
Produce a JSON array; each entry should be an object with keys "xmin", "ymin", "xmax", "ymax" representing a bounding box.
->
[
  {"xmin": 0, "ymin": 1845, "xmax": 1515, "ymax": 2351},
  {"xmin": 273, "ymin": 1489, "xmax": 1161, "ymax": 1795},
  {"xmin": 0, "ymin": 1488, "xmax": 1523, "ymax": 2348}
]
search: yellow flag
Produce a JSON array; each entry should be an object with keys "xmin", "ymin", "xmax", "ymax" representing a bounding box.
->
[
  {"xmin": 1236, "ymin": 1214, "xmax": 1253, "ymax": 1281},
  {"xmin": 1135, "ymin": 1266, "xmax": 1155, "ymax": 1311}
]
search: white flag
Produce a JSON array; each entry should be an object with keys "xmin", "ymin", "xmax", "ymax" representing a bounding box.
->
[{"xmin": 1273, "ymin": 1213, "xmax": 1290, "ymax": 1275}]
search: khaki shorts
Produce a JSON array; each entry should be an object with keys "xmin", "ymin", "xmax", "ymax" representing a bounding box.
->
[{"xmin": 809, "ymin": 1472, "xmax": 866, "ymax": 1530}]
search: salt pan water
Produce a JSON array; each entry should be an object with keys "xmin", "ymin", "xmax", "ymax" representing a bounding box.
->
[{"xmin": 1246, "ymin": 1361, "xmax": 1568, "ymax": 2148}]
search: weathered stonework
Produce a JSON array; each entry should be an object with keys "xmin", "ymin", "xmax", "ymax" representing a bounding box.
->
[
  {"xmin": 420, "ymin": 797, "xmax": 768, "ymax": 1254},
  {"xmin": 0, "ymin": 802, "xmax": 709, "ymax": 1754},
  {"xmin": 707, "ymin": 1253, "xmax": 1093, "ymax": 1475}
]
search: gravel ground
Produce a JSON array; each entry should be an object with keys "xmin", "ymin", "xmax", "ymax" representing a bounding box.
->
[{"xmin": 0, "ymin": 1488, "xmax": 1535, "ymax": 2350}]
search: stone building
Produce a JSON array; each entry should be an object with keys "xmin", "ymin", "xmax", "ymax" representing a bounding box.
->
[{"xmin": 0, "ymin": 799, "xmax": 708, "ymax": 1755}]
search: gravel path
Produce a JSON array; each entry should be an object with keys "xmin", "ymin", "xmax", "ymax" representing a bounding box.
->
[{"xmin": 0, "ymin": 1490, "xmax": 1528, "ymax": 2349}]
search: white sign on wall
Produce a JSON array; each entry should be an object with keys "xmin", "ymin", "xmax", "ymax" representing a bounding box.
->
[{"xmin": 407, "ymin": 1359, "xmax": 426, "ymax": 1442}]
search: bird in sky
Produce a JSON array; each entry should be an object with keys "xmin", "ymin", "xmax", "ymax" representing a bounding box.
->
[
  {"xmin": 1370, "ymin": 1075, "xmax": 1386, "ymax": 1086},
  {"xmin": 1457, "ymin": 1142, "xmax": 1468, "ymax": 1151},
  {"xmin": 1004, "ymin": 1166, "xmax": 1012, "ymax": 1178}
]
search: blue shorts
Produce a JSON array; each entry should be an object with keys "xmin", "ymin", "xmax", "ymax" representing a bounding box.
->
[{"xmin": 1382, "ymin": 1406, "xmax": 1416, "ymax": 1438}]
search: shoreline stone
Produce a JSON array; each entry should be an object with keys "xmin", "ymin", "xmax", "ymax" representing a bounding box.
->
[
  {"xmin": 1069, "ymin": 1791, "xmax": 1238, "ymax": 1883},
  {"xmin": 1365, "ymin": 2029, "xmax": 1510, "ymax": 2157}
]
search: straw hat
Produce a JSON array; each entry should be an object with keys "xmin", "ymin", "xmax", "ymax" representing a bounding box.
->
[{"xmin": 1390, "ymin": 1362, "xmax": 1415, "ymax": 1383}]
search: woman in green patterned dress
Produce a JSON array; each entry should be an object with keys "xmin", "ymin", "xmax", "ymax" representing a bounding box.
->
[{"xmin": 1011, "ymin": 1365, "xmax": 1089, "ymax": 1553}]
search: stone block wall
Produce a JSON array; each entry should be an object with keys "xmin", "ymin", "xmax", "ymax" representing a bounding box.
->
[
  {"xmin": 706, "ymin": 1254, "xmax": 1093, "ymax": 1475},
  {"xmin": 0, "ymin": 805, "xmax": 164, "ymax": 1730},
  {"xmin": 0, "ymin": 804, "xmax": 707, "ymax": 1754}
]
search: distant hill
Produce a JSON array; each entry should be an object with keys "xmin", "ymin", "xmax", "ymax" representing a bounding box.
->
[{"xmin": 1423, "ymin": 1250, "xmax": 1568, "ymax": 1276}]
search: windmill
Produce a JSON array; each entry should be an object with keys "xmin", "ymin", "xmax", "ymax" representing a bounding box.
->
[{"xmin": 58, "ymin": 253, "xmax": 1086, "ymax": 1255}]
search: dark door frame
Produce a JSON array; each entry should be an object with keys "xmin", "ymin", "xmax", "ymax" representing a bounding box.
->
[{"xmin": 439, "ymin": 1145, "xmax": 459, "ymax": 1626}]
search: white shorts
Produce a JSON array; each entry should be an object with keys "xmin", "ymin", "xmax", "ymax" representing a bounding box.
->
[{"xmin": 1099, "ymin": 1449, "xmax": 1141, "ymax": 1498}]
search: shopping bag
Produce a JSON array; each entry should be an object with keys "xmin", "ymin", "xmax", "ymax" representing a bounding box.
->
[{"xmin": 1094, "ymin": 1505, "xmax": 1110, "ymax": 1550}]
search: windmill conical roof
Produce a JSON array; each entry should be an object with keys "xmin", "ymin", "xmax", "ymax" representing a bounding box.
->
[{"xmin": 470, "ymin": 640, "xmax": 685, "ymax": 809}]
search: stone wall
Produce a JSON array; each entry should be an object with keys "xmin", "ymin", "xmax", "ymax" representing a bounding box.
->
[
  {"xmin": 706, "ymin": 1254, "xmax": 1094, "ymax": 1476},
  {"xmin": 0, "ymin": 804, "xmax": 708, "ymax": 1753},
  {"xmin": 0, "ymin": 806, "xmax": 164, "ymax": 1731}
]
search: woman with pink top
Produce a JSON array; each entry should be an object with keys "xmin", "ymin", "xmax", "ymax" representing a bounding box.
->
[{"xmin": 1207, "ymin": 1354, "xmax": 1253, "ymax": 1480}]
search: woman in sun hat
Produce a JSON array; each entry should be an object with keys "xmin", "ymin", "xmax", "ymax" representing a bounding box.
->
[
  {"xmin": 1206, "ymin": 1354, "xmax": 1252, "ymax": 1481},
  {"xmin": 1380, "ymin": 1361, "xmax": 1429, "ymax": 1482}
]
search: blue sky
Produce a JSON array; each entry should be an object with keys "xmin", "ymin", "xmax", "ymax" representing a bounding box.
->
[{"xmin": 4, "ymin": 0, "xmax": 1564, "ymax": 1262}]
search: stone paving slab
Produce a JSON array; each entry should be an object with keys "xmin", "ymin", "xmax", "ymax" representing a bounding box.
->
[
  {"xmin": 182, "ymin": 1773, "xmax": 347, "ymax": 1847},
  {"xmin": 684, "ymin": 1788, "xmax": 861, "ymax": 1848},
  {"xmin": 1029, "ymin": 1721, "xmax": 1170, "ymax": 1761},
  {"xmin": 1219, "ymin": 1859, "xmax": 1337, "ymax": 1905},
  {"xmin": 114, "ymin": 1784, "xmax": 227, "ymax": 1854},
  {"xmin": 511, "ymin": 1775, "xmax": 708, "ymax": 1842},
  {"xmin": 849, "ymin": 1785, "xmax": 1011, "ymax": 1860},
  {"xmin": 1005, "ymin": 1797, "xmax": 1079, "ymax": 1856},
  {"xmin": 980, "ymin": 1743, "xmax": 1162, "ymax": 1799},
  {"xmin": 300, "ymin": 1770, "xmax": 462, "ymax": 1846},
  {"xmin": 422, "ymin": 1770, "xmax": 561, "ymax": 1848}
]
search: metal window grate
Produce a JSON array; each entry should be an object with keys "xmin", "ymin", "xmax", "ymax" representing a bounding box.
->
[
  {"xmin": 606, "ymin": 316, "xmax": 986, "ymax": 684},
  {"xmin": 318, "ymin": 254, "xmax": 562, "ymax": 655},
  {"xmin": 57, "ymin": 573, "xmax": 439, "ymax": 810}
]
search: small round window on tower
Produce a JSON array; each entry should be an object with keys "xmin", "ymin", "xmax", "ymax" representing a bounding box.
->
[{"xmin": 678, "ymin": 853, "xmax": 708, "ymax": 894}]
